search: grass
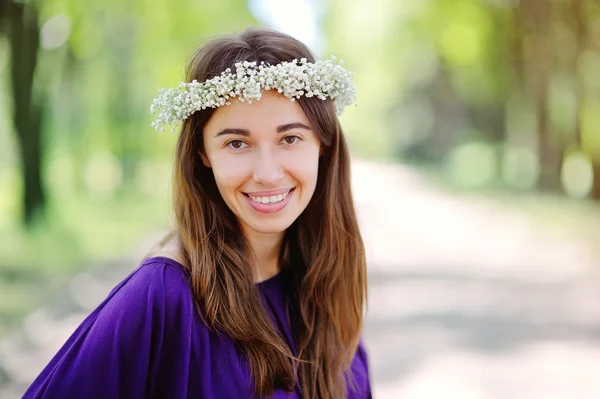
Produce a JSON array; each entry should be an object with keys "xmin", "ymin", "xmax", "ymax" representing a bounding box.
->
[{"xmin": 0, "ymin": 191, "xmax": 170, "ymax": 338}]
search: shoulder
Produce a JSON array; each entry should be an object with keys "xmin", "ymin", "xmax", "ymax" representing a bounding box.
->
[
  {"xmin": 351, "ymin": 338, "xmax": 370, "ymax": 373},
  {"xmin": 96, "ymin": 257, "xmax": 196, "ymax": 336},
  {"xmin": 347, "ymin": 337, "xmax": 372, "ymax": 397},
  {"xmin": 110, "ymin": 256, "xmax": 191, "ymax": 301},
  {"xmin": 22, "ymin": 258, "xmax": 201, "ymax": 398},
  {"xmin": 146, "ymin": 235, "xmax": 189, "ymax": 268}
]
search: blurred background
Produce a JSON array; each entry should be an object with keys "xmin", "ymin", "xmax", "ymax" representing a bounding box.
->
[{"xmin": 1, "ymin": 0, "xmax": 600, "ymax": 397}]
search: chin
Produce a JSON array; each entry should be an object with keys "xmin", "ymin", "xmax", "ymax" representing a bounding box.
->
[{"xmin": 245, "ymin": 218, "xmax": 295, "ymax": 235}]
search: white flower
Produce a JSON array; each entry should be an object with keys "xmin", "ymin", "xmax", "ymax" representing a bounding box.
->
[{"xmin": 149, "ymin": 56, "xmax": 356, "ymax": 132}]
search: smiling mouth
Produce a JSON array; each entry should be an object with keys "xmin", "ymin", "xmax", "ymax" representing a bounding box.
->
[{"xmin": 243, "ymin": 188, "xmax": 295, "ymax": 205}]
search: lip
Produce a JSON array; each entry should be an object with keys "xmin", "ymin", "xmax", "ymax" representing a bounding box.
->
[
  {"xmin": 243, "ymin": 188, "xmax": 295, "ymax": 214},
  {"xmin": 244, "ymin": 188, "xmax": 293, "ymax": 197}
]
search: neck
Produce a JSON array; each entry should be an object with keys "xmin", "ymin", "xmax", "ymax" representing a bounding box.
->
[{"xmin": 243, "ymin": 228, "xmax": 285, "ymax": 283}]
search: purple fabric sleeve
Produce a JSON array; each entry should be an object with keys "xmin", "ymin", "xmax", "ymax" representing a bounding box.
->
[
  {"xmin": 22, "ymin": 258, "xmax": 372, "ymax": 398},
  {"xmin": 23, "ymin": 261, "xmax": 196, "ymax": 398}
]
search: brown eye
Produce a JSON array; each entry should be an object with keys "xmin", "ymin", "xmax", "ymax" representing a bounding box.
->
[
  {"xmin": 282, "ymin": 135, "xmax": 300, "ymax": 145},
  {"xmin": 227, "ymin": 140, "xmax": 247, "ymax": 150}
]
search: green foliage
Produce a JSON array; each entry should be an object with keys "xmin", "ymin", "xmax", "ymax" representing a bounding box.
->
[
  {"xmin": 323, "ymin": 0, "xmax": 600, "ymax": 197},
  {"xmin": 0, "ymin": 0, "xmax": 258, "ymax": 334},
  {"xmin": 0, "ymin": 191, "xmax": 169, "ymax": 337}
]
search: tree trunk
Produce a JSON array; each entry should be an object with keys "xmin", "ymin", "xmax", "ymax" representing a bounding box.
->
[
  {"xmin": 537, "ymin": 120, "xmax": 563, "ymax": 193},
  {"xmin": 568, "ymin": 0, "xmax": 585, "ymax": 149},
  {"xmin": 592, "ymin": 165, "xmax": 600, "ymax": 200},
  {"xmin": 536, "ymin": 75, "xmax": 563, "ymax": 193},
  {"xmin": 519, "ymin": 0, "xmax": 563, "ymax": 193},
  {"xmin": 7, "ymin": 2, "xmax": 46, "ymax": 226}
]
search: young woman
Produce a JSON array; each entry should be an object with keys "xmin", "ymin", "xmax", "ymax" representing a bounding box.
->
[{"xmin": 24, "ymin": 28, "xmax": 371, "ymax": 398}]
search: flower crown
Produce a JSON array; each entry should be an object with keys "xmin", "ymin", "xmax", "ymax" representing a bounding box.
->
[{"xmin": 150, "ymin": 56, "xmax": 356, "ymax": 132}]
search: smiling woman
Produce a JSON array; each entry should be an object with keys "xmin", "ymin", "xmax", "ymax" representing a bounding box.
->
[
  {"xmin": 202, "ymin": 90, "xmax": 321, "ymax": 242},
  {"xmin": 23, "ymin": 28, "xmax": 371, "ymax": 399}
]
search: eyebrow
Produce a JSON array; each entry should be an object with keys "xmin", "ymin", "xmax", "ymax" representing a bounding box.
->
[{"xmin": 214, "ymin": 122, "xmax": 311, "ymax": 138}]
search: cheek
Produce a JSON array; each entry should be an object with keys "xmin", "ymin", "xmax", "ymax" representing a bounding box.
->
[
  {"xmin": 210, "ymin": 156, "xmax": 251, "ymax": 190},
  {"xmin": 284, "ymin": 147, "xmax": 320, "ymax": 188}
]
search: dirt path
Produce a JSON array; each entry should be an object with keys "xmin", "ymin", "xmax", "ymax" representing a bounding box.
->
[{"xmin": 352, "ymin": 161, "xmax": 600, "ymax": 399}]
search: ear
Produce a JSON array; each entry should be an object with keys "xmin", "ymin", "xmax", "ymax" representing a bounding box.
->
[{"xmin": 198, "ymin": 150, "xmax": 211, "ymax": 168}]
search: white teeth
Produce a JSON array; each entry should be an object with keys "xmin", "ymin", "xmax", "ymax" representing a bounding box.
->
[{"xmin": 248, "ymin": 190, "xmax": 291, "ymax": 204}]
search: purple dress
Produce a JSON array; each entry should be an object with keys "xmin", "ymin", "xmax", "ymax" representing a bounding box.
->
[{"xmin": 23, "ymin": 256, "xmax": 372, "ymax": 398}]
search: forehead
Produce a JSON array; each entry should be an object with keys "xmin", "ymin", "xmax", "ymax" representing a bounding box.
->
[{"xmin": 204, "ymin": 90, "xmax": 310, "ymax": 134}]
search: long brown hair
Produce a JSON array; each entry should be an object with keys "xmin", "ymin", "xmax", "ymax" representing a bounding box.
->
[{"xmin": 153, "ymin": 28, "xmax": 367, "ymax": 399}]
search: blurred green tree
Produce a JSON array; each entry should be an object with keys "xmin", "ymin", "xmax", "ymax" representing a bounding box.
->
[
  {"xmin": 1, "ymin": 0, "xmax": 47, "ymax": 226},
  {"xmin": 0, "ymin": 0, "xmax": 257, "ymax": 227},
  {"xmin": 324, "ymin": 0, "xmax": 600, "ymax": 199}
]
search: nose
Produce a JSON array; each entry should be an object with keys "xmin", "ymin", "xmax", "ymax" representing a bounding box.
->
[{"xmin": 253, "ymin": 149, "xmax": 283, "ymax": 186}]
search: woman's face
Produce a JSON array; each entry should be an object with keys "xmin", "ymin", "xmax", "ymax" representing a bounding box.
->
[{"xmin": 202, "ymin": 90, "xmax": 321, "ymax": 237}]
